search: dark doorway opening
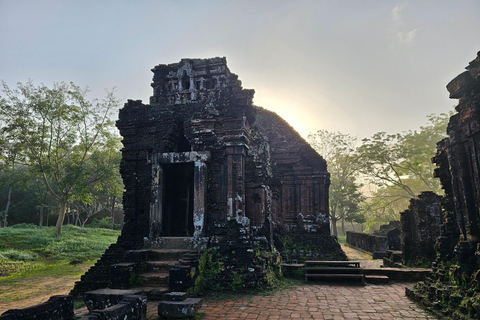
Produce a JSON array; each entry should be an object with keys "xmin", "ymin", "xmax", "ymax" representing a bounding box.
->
[{"xmin": 162, "ymin": 163, "xmax": 194, "ymax": 236}]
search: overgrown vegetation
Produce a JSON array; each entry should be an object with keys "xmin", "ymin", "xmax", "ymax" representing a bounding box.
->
[{"xmin": 188, "ymin": 247, "xmax": 283, "ymax": 296}]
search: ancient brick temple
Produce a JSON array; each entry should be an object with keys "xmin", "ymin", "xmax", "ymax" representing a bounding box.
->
[
  {"xmin": 407, "ymin": 52, "xmax": 480, "ymax": 319},
  {"xmin": 71, "ymin": 57, "xmax": 336, "ymax": 297},
  {"xmin": 116, "ymin": 57, "xmax": 330, "ymax": 248}
]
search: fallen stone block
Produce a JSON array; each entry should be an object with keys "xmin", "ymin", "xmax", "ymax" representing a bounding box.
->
[
  {"xmin": 84, "ymin": 288, "xmax": 143, "ymax": 312},
  {"xmin": 78, "ymin": 295, "xmax": 147, "ymax": 320},
  {"xmin": 158, "ymin": 298, "xmax": 202, "ymax": 319}
]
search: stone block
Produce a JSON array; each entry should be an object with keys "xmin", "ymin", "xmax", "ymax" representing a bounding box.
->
[
  {"xmin": 0, "ymin": 295, "xmax": 73, "ymax": 320},
  {"xmin": 84, "ymin": 288, "xmax": 143, "ymax": 312},
  {"xmin": 78, "ymin": 295, "xmax": 146, "ymax": 320},
  {"xmin": 163, "ymin": 292, "xmax": 187, "ymax": 301},
  {"xmin": 158, "ymin": 298, "xmax": 202, "ymax": 319}
]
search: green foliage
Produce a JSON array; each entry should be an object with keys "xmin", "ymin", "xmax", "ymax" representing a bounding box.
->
[
  {"xmin": 336, "ymin": 235, "xmax": 346, "ymax": 244},
  {"xmin": 10, "ymin": 223, "xmax": 38, "ymax": 229},
  {"xmin": 87, "ymin": 216, "xmax": 122, "ymax": 230},
  {"xmin": 0, "ymin": 81, "xmax": 121, "ymax": 234},
  {"xmin": 129, "ymin": 272, "xmax": 144, "ymax": 286},
  {"xmin": 189, "ymin": 250, "xmax": 225, "ymax": 295},
  {"xmin": 73, "ymin": 300, "xmax": 86, "ymax": 310},
  {"xmin": 292, "ymin": 267, "xmax": 305, "ymax": 279},
  {"xmin": 357, "ymin": 113, "xmax": 451, "ymax": 231},
  {"xmin": 308, "ymin": 130, "xmax": 365, "ymax": 236}
]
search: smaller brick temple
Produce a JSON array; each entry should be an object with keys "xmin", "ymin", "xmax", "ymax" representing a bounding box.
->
[{"xmin": 71, "ymin": 57, "xmax": 343, "ymax": 297}]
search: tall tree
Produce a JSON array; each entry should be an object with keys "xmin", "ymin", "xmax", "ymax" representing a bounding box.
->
[
  {"xmin": 308, "ymin": 130, "xmax": 365, "ymax": 236},
  {"xmin": 357, "ymin": 113, "xmax": 450, "ymax": 230},
  {"xmin": 0, "ymin": 117, "xmax": 29, "ymax": 227},
  {"xmin": 0, "ymin": 81, "xmax": 120, "ymax": 234}
]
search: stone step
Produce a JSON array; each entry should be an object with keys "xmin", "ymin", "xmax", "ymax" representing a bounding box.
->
[
  {"xmin": 159, "ymin": 237, "xmax": 194, "ymax": 250},
  {"xmin": 139, "ymin": 272, "xmax": 169, "ymax": 286},
  {"xmin": 147, "ymin": 237, "xmax": 208, "ymax": 250},
  {"xmin": 125, "ymin": 249, "xmax": 193, "ymax": 262},
  {"xmin": 305, "ymin": 261, "xmax": 360, "ymax": 268},
  {"xmin": 362, "ymin": 267, "xmax": 431, "ymax": 281},
  {"xmin": 305, "ymin": 267, "xmax": 362, "ymax": 274},
  {"xmin": 145, "ymin": 260, "xmax": 178, "ymax": 272},
  {"xmin": 305, "ymin": 273, "xmax": 365, "ymax": 285},
  {"xmin": 130, "ymin": 286, "xmax": 170, "ymax": 300},
  {"xmin": 365, "ymin": 275, "xmax": 389, "ymax": 284}
]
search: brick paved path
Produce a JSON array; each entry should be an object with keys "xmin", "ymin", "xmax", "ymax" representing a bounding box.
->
[{"xmin": 147, "ymin": 282, "xmax": 437, "ymax": 319}]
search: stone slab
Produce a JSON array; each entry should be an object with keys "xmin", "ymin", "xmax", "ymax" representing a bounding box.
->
[
  {"xmin": 158, "ymin": 298, "xmax": 202, "ymax": 319},
  {"xmin": 163, "ymin": 292, "xmax": 187, "ymax": 301}
]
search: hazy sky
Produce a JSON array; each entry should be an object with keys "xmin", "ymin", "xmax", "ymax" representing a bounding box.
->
[{"xmin": 1, "ymin": 0, "xmax": 479, "ymax": 139}]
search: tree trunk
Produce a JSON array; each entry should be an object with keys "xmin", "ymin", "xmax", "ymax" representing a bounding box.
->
[
  {"xmin": 55, "ymin": 201, "xmax": 67, "ymax": 235},
  {"xmin": 341, "ymin": 217, "xmax": 345, "ymax": 236},
  {"xmin": 331, "ymin": 218, "xmax": 338, "ymax": 237},
  {"xmin": 111, "ymin": 196, "xmax": 116, "ymax": 229},
  {"xmin": 3, "ymin": 187, "xmax": 12, "ymax": 228},
  {"xmin": 39, "ymin": 206, "xmax": 44, "ymax": 228}
]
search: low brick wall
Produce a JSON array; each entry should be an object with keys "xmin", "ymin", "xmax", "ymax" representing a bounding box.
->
[
  {"xmin": 0, "ymin": 295, "xmax": 73, "ymax": 320},
  {"xmin": 346, "ymin": 231, "xmax": 388, "ymax": 255}
]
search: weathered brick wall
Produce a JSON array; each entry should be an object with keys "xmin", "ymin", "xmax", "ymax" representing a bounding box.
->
[
  {"xmin": 346, "ymin": 231, "xmax": 388, "ymax": 253},
  {"xmin": 400, "ymin": 191, "xmax": 442, "ymax": 266},
  {"xmin": 253, "ymin": 107, "xmax": 330, "ymax": 234},
  {"xmin": 408, "ymin": 52, "xmax": 480, "ymax": 319}
]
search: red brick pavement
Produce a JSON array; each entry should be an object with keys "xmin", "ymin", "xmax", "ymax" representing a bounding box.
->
[{"xmin": 147, "ymin": 282, "xmax": 437, "ymax": 319}]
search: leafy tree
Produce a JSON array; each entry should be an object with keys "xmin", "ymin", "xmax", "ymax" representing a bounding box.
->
[
  {"xmin": 308, "ymin": 130, "xmax": 365, "ymax": 236},
  {"xmin": 70, "ymin": 137, "xmax": 123, "ymax": 228},
  {"xmin": 0, "ymin": 120, "xmax": 31, "ymax": 227},
  {"xmin": 357, "ymin": 113, "xmax": 450, "ymax": 231},
  {"xmin": 0, "ymin": 81, "xmax": 120, "ymax": 234}
]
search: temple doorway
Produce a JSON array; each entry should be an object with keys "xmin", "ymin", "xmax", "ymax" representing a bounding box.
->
[{"xmin": 162, "ymin": 163, "xmax": 194, "ymax": 236}]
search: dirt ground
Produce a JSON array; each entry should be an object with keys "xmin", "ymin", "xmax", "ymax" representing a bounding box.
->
[
  {"xmin": 0, "ymin": 263, "xmax": 91, "ymax": 314},
  {"xmin": 341, "ymin": 243, "xmax": 383, "ymax": 269}
]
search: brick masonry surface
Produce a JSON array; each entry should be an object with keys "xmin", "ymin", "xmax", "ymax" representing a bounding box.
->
[{"xmin": 146, "ymin": 283, "xmax": 437, "ymax": 319}]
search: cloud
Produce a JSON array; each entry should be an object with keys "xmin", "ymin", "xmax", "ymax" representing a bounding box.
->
[
  {"xmin": 396, "ymin": 29, "xmax": 417, "ymax": 44},
  {"xmin": 389, "ymin": 2, "xmax": 418, "ymax": 45},
  {"xmin": 391, "ymin": 3, "xmax": 405, "ymax": 24}
]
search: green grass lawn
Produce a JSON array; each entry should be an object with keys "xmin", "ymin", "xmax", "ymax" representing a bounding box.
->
[{"xmin": 0, "ymin": 224, "xmax": 120, "ymax": 278}]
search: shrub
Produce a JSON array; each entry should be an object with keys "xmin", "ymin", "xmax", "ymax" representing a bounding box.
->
[
  {"xmin": 10, "ymin": 223, "xmax": 38, "ymax": 229},
  {"xmin": 87, "ymin": 217, "xmax": 122, "ymax": 230},
  {"xmin": 0, "ymin": 249, "xmax": 38, "ymax": 261}
]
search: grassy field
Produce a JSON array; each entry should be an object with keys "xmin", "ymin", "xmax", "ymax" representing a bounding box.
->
[{"xmin": 0, "ymin": 224, "xmax": 120, "ymax": 312}]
